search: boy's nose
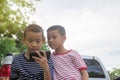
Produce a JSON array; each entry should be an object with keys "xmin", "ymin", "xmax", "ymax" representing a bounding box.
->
[
  {"xmin": 32, "ymin": 42, "xmax": 37, "ymax": 47},
  {"xmin": 49, "ymin": 38, "xmax": 53, "ymax": 42}
]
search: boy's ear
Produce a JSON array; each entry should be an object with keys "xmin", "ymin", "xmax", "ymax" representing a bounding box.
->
[
  {"xmin": 43, "ymin": 37, "xmax": 45, "ymax": 44},
  {"xmin": 22, "ymin": 38, "xmax": 25, "ymax": 44},
  {"xmin": 63, "ymin": 35, "xmax": 66, "ymax": 41}
]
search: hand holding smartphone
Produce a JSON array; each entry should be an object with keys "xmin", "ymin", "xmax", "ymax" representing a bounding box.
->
[{"xmin": 29, "ymin": 51, "xmax": 50, "ymax": 62}]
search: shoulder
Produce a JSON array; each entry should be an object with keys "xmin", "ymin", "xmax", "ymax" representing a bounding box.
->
[
  {"xmin": 13, "ymin": 53, "xmax": 24, "ymax": 58},
  {"xmin": 68, "ymin": 49, "xmax": 83, "ymax": 58},
  {"xmin": 12, "ymin": 52, "xmax": 24, "ymax": 62},
  {"xmin": 69, "ymin": 49, "xmax": 80, "ymax": 55}
]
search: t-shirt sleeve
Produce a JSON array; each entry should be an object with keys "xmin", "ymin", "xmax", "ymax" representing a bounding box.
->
[
  {"xmin": 71, "ymin": 50, "xmax": 87, "ymax": 71},
  {"xmin": 10, "ymin": 56, "xmax": 19, "ymax": 80}
]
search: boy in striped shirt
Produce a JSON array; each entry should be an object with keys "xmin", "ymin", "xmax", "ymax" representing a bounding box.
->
[
  {"xmin": 10, "ymin": 24, "xmax": 53, "ymax": 80},
  {"xmin": 47, "ymin": 25, "xmax": 89, "ymax": 80}
]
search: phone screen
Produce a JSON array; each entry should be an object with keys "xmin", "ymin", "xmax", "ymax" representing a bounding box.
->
[{"xmin": 29, "ymin": 51, "xmax": 50, "ymax": 62}]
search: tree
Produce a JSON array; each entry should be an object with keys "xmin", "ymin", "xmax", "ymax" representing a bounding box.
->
[
  {"xmin": 0, "ymin": 0, "xmax": 40, "ymax": 54},
  {"xmin": 108, "ymin": 68, "xmax": 120, "ymax": 80},
  {"xmin": 0, "ymin": 0, "xmax": 40, "ymax": 37}
]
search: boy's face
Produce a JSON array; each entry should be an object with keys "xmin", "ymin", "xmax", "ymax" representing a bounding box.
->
[
  {"xmin": 23, "ymin": 31, "xmax": 44, "ymax": 53},
  {"xmin": 47, "ymin": 30, "xmax": 66, "ymax": 50}
]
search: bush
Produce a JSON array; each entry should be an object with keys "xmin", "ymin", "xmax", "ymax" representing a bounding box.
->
[{"xmin": 0, "ymin": 37, "xmax": 19, "ymax": 65}]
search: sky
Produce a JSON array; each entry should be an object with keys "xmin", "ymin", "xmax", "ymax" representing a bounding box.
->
[{"xmin": 30, "ymin": 0, "xmax": 120, "ymax": 71}]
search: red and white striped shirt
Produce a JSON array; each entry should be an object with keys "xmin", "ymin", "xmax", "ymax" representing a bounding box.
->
[{"xmin": 51, "ymin": 49, "xmax": 87, "ymax": 80}]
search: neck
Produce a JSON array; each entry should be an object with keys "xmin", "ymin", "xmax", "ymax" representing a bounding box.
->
[
  {"xmin": 24, "ymin": 52, "xmax": 30, "ymax": 59},
  {"xmin": 55, "ymin": 47, "xmax": 68, "ymax": 54}
]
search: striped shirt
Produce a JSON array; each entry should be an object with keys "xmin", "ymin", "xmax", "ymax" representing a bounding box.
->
[
  {"xmin": 52, "ymin": 50, "xmax": 87, "ymax": 80},
  {"xmin": 10, "ymin": 52, "xmax": 54, "ymax": 80}
]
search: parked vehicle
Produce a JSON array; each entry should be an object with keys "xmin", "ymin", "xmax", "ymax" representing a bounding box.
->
[
  {"xmin": 0, "ymin": 53, "xmax": 13, "ymax": 80},
  {"xmin": 82, "ymin": 55, "xmax": 110, "ymax": 80}
]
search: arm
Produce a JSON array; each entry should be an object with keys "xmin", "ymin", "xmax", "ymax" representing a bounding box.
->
[
  {"xmin": 10, "ymin": 59, "xmax": 19, "ymax": 80},
  {"xmin": 33, "ymin": 51, "xmax": 52, "ymax": 80},
  {"xmin": 0, "ymin": 77, "xmax": 9, "ymax": 80},
  {"xmin": 81, "ymin": 70, "xmax": 89, "ymax": 80},
  {"xmin": 43, "ymin": 64, "xmax": 52, "ymax": 80}
]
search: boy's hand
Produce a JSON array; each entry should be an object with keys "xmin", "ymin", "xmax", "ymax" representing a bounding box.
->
[
  {"xmin": 0, "ymin": 77, "xmax": 9, "ymax": 80},
  {"xmin": 32, "ymin": 50, "xmax": 49, "ymax": 70}
]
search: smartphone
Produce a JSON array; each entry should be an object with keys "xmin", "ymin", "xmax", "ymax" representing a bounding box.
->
[{"xmin": 29, "ymin": 51, "xmax": 50, "ymax": 62}]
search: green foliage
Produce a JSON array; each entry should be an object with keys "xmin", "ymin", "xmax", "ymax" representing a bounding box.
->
[
  {"xmin": 0, "ymin": 37, "xmax": 19, "ymax": 55},
  {"xmin": 0, "ymin": 37, "xmax": 19, "ymax": 64},
  {"xmin": 0, "ymin": 0, "xmax": 40, "ymax": 53},
  {"xmin": 0, "ymin": 0, "xmax": 40, "ymax": 38},
  {"xmin": 41, "ymin": 42, "xmax": 50, "ymax": 51},
  {"xmin": 108, "ymin": 68, "xmax": 120, "ymax": 80}
]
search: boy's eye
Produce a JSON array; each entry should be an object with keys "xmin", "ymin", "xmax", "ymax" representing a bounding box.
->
[
  {"xmin": 36, "ymin": 40, "xmax": 40, "ymax": 43},
  {"xmin": 47, "ymin": 37, "xmax": 51, "ymax": 40},
  {"xmin": 28, "ymin": 40, "xmax": 33, "ymax": 42},
  {"xmin": 47, "ymin": 36, "xmax": 57, "ymax": 40},
  {"xmin": 53, "ymin": 36, "xmax": 57, "ymax": 39}
]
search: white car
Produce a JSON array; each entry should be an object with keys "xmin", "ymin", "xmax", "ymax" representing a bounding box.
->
[{"xmin": 82, "ymin": 55, "xmax": 110, "ymax": 80}]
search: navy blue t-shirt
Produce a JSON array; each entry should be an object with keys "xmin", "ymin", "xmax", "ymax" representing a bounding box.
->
[{"xmin": 10, "ymin": 52, "xmax": 54, "ymax": 80}]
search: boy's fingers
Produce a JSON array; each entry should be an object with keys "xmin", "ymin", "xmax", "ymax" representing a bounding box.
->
[
  {"xmin": 35, "ymin": 50, "xmax": 47, "ymax": 58},
  {"xmin": 40, "ymin": 50, "xmax": 47, "ymax": 57}
]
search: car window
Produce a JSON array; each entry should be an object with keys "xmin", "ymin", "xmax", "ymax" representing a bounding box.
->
[{"xmin": 84, "ymin": 59, "xmax": 105, "ymax": 78}]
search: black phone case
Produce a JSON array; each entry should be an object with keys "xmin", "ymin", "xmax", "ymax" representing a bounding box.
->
[{"xmin": 29, "ymin": 51, "xmax": 51, "ymax": 62}]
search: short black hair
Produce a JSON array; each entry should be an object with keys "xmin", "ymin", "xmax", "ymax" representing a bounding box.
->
[
  {"xmin": 47, "ymin": 25, "xmax": 66, "ymax": 36},
  {"xmin": 24, "ymin": 24, "xmax": 45, "ymax": 40}
]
